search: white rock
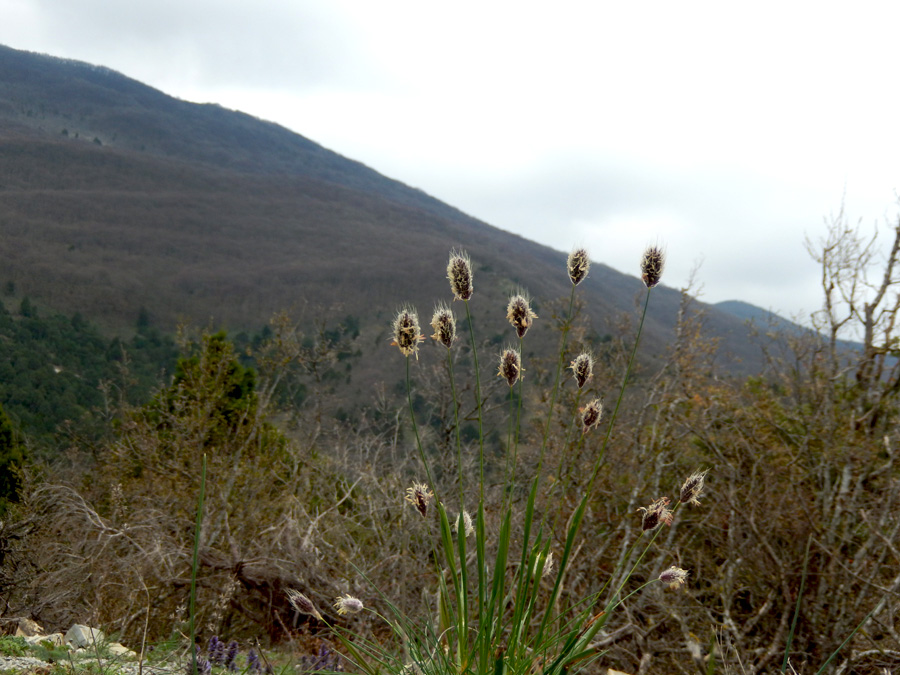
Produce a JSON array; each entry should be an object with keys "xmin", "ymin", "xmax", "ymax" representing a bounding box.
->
[
  {"xmin": 107, "ymin": 642, "xmax": 137, "ymax": 659},
  {"xmin": 23, "ymin": 633, "xmax": 65, "ymax": 647},
  {"xmin": 65, "ymin": 624, "xmax": 105, "ymax": 648}
]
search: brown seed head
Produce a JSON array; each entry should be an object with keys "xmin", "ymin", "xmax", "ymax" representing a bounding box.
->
[
  {"xmin": 680, "ymin": 469, "xmax": 709, "ymax": 506},
  {"xmin": 506, "ymin": 293, "xmax": 538, "ymax": 338},
  {"xmin": 658, "ymin": 566, "xmax": 689, "ymax": 590},
  {"xmin": 286, "ymin": 589, "xmax": 323, "ymax": 621},
  {"xmin": 430, "ymin": 304, "xmax": 456, "ymax": 349},
  {"xmin": 640, "ymin": 245, "xmax": 666, "ymax": 289},
  {"xmin": 391, "ymin": 308, "xmax": 425, "ymax": 359},
  {"xmin": 638, "ymin": 497, "xmax": 673, "ymax": 532},
  {"xmin": 447, "ymin": 250, "xmax": 474, "ymax": 301},
  {"xmin": 405, "ymin": 481, "xmax": 434, "ymax": 518},
  {"xmin": 498, "ymin": 348, "xmax": 523, "ymax": 387},
  {"xmin": 570, "ymin": 351, "xmax": 594, "ymax": 389},
  {"xmin": 579, "ymin": 398, "xmax": 603, "ymax": 434},
  {"xmin": 333, "ymin": 594, "xmax": 364, "ymax": 615},
  {"xmin": 567, "ymin": 248, "xmax": 590, "ymax": 286}
]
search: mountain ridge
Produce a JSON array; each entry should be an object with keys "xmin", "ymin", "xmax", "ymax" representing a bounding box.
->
[{"xmin": 0, "ymin": 43, "xmax": 788, "ymax": 378}]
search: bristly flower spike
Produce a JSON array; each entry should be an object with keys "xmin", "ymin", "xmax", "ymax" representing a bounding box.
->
[
  {"xmin": 285, "ymin": 588, "xmax": 324, "ymax": 621},
  {"xmin": 498, "ymin": 347, "xmax": 523, "ymax": 387},
  {"xmin": 506, "ymin": 293, "xmax": 538, "ymax": 338},
  {"xmin": 680, "ymin": 469, "xmax": 709, "ymax": 506},
  {"xmin": 579, "ymin": 398, "xmax": 603, "ymax": 434},
  {"xmin": 570, "ymin": 351, "xmax": 594, "ymax": 389},
  {"xmin": 430, "ymin": 303, "xmax": 456, "ymax": 348},
  {"xmin": 333, "ymin": 594, "xmax": 364, "ymax": 615},
  {"xmin": 659, "ymin": 566, "xmax": 689, "ymax": 589},
  {"xmin": 405, "ymin": 481, "xmax": 434, "ymax": 518},
  {"xmin": 447, "ymin": 249, "xmax": 474, "ymax": 301},
  {"xmin": 638, "ymin": 497, "xmax": 674, "ymax": 532},
  {"xmin": 567, "ymin": 247, "xmax": 590, "ymax": 286},
  {"xmin": 640, "ymin": 245, "xmax": 666, "ymax": 289},
  {"xmin": 391, "ymin": 307, "xmax": 425, "ymax": 359}
]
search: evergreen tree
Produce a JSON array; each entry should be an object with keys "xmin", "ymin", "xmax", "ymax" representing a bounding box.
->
[{"xmin": 0, "ymin": 404, "xmax": 24, "ymax": 513}]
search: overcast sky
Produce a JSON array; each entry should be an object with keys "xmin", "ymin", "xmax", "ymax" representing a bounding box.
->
[{"xmin": 2, "ymin": 1, "xmax": 900, "ymax": 323}]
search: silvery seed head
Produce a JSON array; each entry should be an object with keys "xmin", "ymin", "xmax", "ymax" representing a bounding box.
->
[
  {"xmin": 640, "ymin": 245, "xmax": 666, "ymax": 289},
  {"xmin": 392, "ymin": 307, "xmax": 425, "ymax": 359},
  {"xmin": 447, "ymin": 250, "xmax": 474, "ymax": 301},
  {"xmin": 638, "ymin": 497, "xmax": 673, "ymax": 532},
  {"xmin": 286, "ymin": 588, "xmax": 324, "ymax": 621},
  {"xmin": 455, "ymin": 509, "xmax": 475, "ymax": 538},
  {"xmin": 498, "ymin": 348, "xmax": 522, "ymax": 387},
  {"xmin": 570, "ymin": 351, "xmax": 594, "ymax": 389},
  {"xmin": 333, "ymin": 594, "xmax": 364, "ymax": 615},
  {"xmin": 680, "ymin": 469, "xmax": 709, "ymax": 506},
  {"xmin": 567, "ymin": 248, "xmax": 590, "ymax": 286},
  {"xmin": 430, "ymin": 303, "xmax": 456, "ymax": 349},
  {"xmin": 506, "ymin": 293, "xmax": 538, "ymax": 338},
  {"xmin": 405, "ymin": 481, "xmax": 434, "ymax": 518},
  {"xmin": 659, "ymin": 566, "xmax": 689, "ymax": 589},
  {"xmin": 579, "ymin": 398, "xmax": 603, "ymax": 434}
]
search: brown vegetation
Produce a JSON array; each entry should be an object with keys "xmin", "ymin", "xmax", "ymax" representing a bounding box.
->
[{"xmin": 2, "ymin": 210, "xmax": 900, "ymax": 674}]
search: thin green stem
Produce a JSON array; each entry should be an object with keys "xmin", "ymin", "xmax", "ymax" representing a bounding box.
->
[
  {"xmin": 783, "ymin": 535, "xmax": 812, "ymax": 673},
  {"xmin": 463, "ymin": 300, "xmax": 485, "ymax": 503},
  {"xmin": 189, "ymin": 454, "xmax": 207, "ymax": 675},
  {"xmin": 446, "ymin": 348, "xmax": 464, "ymax": 509},
  {"xmin": 506, "ymin": 337, "xmax": 526, "ymax": 510},
  {"xmin": 550, "ymin": 388, "xmax": 583, "ymax": 532},
  {"xmin": 538, "ymin": 285, "xmax": 577, "ymax": 472},
  {"xmin": 406, "ymin": 357, "xmax": 436, "ymax": 493},
  {"xmin": 584, "ymin": 289, "xmax": 653, "ymax": 498}
]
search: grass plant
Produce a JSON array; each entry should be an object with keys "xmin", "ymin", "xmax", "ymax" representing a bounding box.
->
[{"xmin": 316, "ymin": 244, "xmax": 703, "ymax": 675}]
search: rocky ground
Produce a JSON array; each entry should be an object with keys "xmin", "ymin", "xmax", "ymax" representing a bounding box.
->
[
  {"xmin": 0, "ymin": 654, "xmax": 179, "ymax": 674},
  {"xmin": 1, "ymin": 620, "xmax": 180, "ymax": 675}
]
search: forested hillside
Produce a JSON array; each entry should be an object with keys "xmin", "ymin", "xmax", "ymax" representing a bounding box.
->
[{"xmin": 3, "ymin": 43, "xmax": 900, "ymax": 675}]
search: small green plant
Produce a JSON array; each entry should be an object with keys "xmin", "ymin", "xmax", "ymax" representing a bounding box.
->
[
  {"xmin": 28, "ymin": 639, "xmax": 70, "ymax": 663},
  {"xmin": 0, "ymin": 635, "xmax": 28, "ymax": 657}
]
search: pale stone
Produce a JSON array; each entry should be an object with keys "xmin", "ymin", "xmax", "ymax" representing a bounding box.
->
[
  {"xmin": 65, "ymin": 624, "xmax": 105, "ymax": 648},
  {"xmin": 15, "ymin": 618, "xmax": 44, "ymax": 637},
  {"xmin": 23, "ymin": 633, "xmax": 65, "ymax": 647},
  {"xmin": 107, "ymin": 642, "xmax": 137, "ymax": 659}
]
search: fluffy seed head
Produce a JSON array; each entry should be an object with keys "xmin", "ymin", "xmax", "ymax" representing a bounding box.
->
[
  {"xmin": 391, "ymin": 308, "xmax": 425, "ymax": 359},
  {"xmin": 333, "ymin": 594, "xmax": 364, "ymax": 615},
  {"xmin": 506, "ymin": 293, "xmax": 538, "ymax": 338},
  {"xmin": 680, "ymin": 469, "xmax": 709, "ymax": 506},
  {"xmin": 570, "ymin": 351, "xmax": 594, "ymax": 389},
  {"xmin": 659, "ymin": 566, "xmax": 689, "ymax": 589},
  {"xmin": 286, "ymin": 589, "xmax": 323, "ymax": 621},
  {"xmin": 405, "ymin": 481, "xmax": 434, "ymax": 518},
  {"xmin": 567, "ymin": 248, "xmax": 590, "ymax": 286},
  {"xmin": 447, "ymin": 250, "xmax": 474, "ymax": 301},
  {"xmin": 455, "ymin": 510, "xmax": 475, "ymax": 538},
  {"xmin": 430, "ymin": 303, "xmax": 456, "ymax": 348},
  {"xmin": 640, "ymin": 245, "xmax": 666, "ymax": 288},
  {"xmin": 638, "ymin": 497, "xmax": 674, "ymax": 532},
  {"xmin": 580, "ymin": 398, "xmax": 603, "ymax": 434},
  {"xmin": 541, "ymin": 551, "xmax": 555, "ymax": 579},
  {"xmin": 498, "ymin": 348, "xmax": 523, "ymax": 387}
]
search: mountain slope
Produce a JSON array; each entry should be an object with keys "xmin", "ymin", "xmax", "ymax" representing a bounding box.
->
[{"xmin": 0, "ymin": 44, "xmax": 772, "ymax": 377}]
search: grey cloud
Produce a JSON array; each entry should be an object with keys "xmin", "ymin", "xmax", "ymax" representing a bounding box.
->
[{"xmin": 23, "ymin": 0, "xmax": 382, "ymax": 90}]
